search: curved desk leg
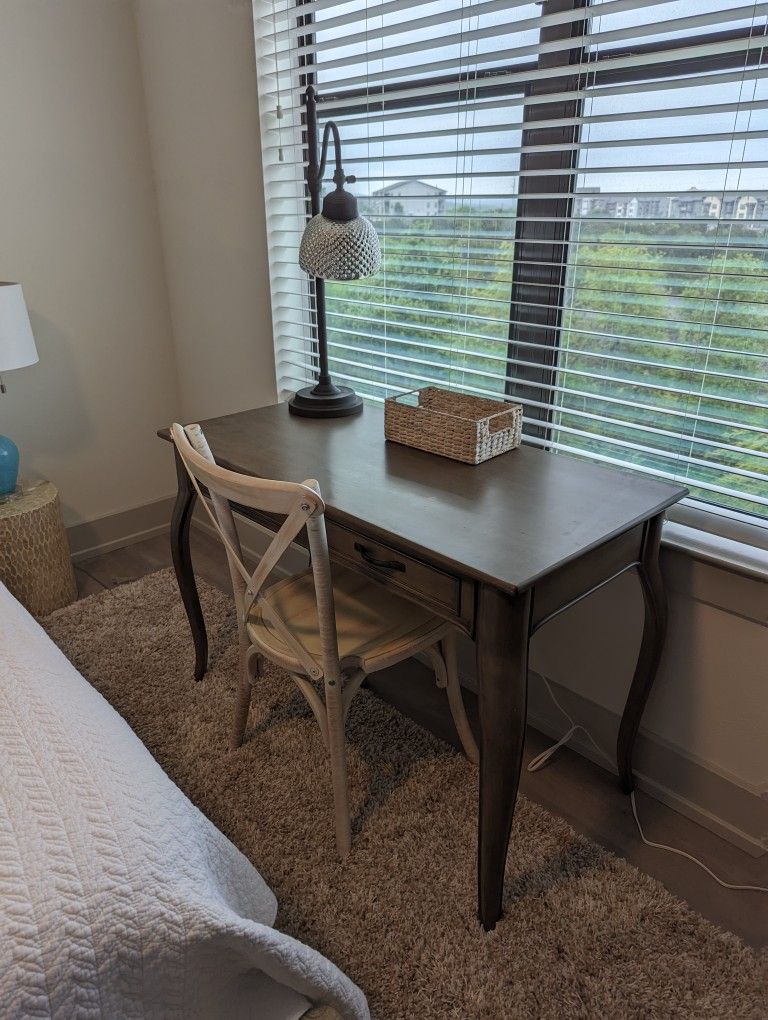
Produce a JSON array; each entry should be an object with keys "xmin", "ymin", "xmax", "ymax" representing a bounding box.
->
[
  {"xmin": 617, "ymin": 513, "xmax": 667, "ymax": 793},
  {"xmin": 171, "ymin": 446, "xmax": 208, "ymax": 681},
  {"xmin": 476, "ymin": 584, "xmax": 532, "ymax": 931}
]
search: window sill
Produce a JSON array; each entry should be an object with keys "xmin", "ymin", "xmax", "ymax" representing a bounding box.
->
[{"xmin": 662, "ymin": 520, "xmax": 768, "ymax": 583}]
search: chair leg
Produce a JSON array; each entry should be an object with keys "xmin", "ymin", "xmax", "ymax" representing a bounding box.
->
[
  {"xmin": 441, "ymin": 631, "xmax": 480, "ymax": 765},
  {"xmin": 324, "ymin": 677, "xmax": 352, "ymax": 858},
  {"xmin": 230, "ymin": 636, "xmax": 256, "ymax": 751}
]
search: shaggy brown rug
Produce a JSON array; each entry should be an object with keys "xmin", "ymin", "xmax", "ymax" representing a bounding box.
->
[{"xmin": 44, "ymin": 569, "xmax": 765, "ymax": 1019}]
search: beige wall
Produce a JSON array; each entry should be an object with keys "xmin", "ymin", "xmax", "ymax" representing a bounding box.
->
[
  {"xmin": 133, "ymin": 0, "xmax": 277, "ymax": 422},
  {"xmin": 0, "ymin": 0, "xmax": 277, "ymax": 528},
  {"xmin": 0, "ymin": 0, "xmax": 180, "ymax": 527}
]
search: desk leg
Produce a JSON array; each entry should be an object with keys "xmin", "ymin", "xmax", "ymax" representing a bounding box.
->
[
  {"xmin": 171, "ymin": 447, "xmax": 208, "ymax": 681},
  {"xmin": 617, "ymin": 513, "xmax": 667, "ymax": 793},
  {"xmin": 476, "ymin": 584, "xmax": 532, "ymax": 931}
]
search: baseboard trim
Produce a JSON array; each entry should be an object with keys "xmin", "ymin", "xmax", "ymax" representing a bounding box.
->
[
  {"xmin": 524, "ymin": 672, "xmax": 767, "ymax": 859},
  {"xmin": 68, "ymin": 496, "xmax": 176, "ymax": 562},
  {"xmin": 631, "ymin": 769, "xmax": 766, "ymax": 859}
]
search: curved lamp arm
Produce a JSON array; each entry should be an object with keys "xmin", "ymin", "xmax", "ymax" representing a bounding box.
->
[
  {"xmin": 305, "ymin": 86, "xmax": 356, "ymax": 204},
  {"xmin": 318, "ymin": 121, "xmax": 356, "ymax": 189}
]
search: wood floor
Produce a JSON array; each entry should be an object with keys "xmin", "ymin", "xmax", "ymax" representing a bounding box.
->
[{"xmin": 75, "ymin": 529, "xmax": 767, "ymax": 949}]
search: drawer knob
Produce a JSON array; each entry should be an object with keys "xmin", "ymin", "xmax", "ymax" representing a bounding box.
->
[{"xmin": 353, "ymin": 542, "xmax": 406, "ymax": 572}]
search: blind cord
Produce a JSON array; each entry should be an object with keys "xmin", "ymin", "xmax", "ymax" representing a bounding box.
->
[
  {"xmin": 270, "ymin": 0, "xmax": 285, "ymax": 162},
  {"xmin": 527, "ymin": 674, "xmax": 768, "ymax": 894}
]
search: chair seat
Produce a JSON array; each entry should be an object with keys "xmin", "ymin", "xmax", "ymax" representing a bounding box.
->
[{"xmin": 246, "ymin": 566, "xmax": 448, "ymax": 675}]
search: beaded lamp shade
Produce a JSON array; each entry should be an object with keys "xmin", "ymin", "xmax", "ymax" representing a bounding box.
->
[{"xmin": 299, "ymin": 213, "xmax": 381, "ymax": 281}]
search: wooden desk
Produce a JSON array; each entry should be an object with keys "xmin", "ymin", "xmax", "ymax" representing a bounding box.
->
[{"xmin": 158, "ymin": 402, "xmax": 686, "ymax": 930}]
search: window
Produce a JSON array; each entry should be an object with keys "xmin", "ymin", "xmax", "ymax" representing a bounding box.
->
[{"xmin": 254, "ymin": 0, "xmax": 768, "ymax": 525}]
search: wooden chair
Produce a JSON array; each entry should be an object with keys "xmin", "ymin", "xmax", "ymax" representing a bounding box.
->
[{"xmin": 170, "ymin": 422, "xmax": 479, "ymax": 857}]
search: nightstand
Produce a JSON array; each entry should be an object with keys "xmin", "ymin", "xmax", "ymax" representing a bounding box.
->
[{"xmin": 0, "ymin": 482, "xmax": 77, "ymax": 616}]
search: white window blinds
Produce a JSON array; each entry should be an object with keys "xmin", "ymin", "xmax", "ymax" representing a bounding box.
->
[{"xmin": 253, "ymin": 0, "xmax": 768, "ymax": 522}]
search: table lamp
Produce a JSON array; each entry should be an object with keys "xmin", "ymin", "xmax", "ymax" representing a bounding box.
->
[
  {"xmin": 0, "ymin": 283, "xmax": 39, "ymax": 496},
  {"xmin": 290, "ymin": 85, "xmax": 381, "ymax": 418}
]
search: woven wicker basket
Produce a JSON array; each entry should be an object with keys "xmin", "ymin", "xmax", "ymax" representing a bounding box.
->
[{"xmin": 384, "ymin": 387, "xmax": 522, "ymax": 464}]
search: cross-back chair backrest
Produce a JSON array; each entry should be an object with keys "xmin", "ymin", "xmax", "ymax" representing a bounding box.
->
[{"xmin": 170, "ymin": 423, "xmax": 341, "ymax": 683}]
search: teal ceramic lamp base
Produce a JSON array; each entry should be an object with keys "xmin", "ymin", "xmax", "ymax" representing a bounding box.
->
[{"xmin": 0, "ymin": 435, "xmax": 20, "ymax": 497}]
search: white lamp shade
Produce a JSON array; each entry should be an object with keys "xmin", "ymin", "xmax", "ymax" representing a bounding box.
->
[{"xmin": 0, "ymin": 283, "xmax": 38, "ymax": 372}]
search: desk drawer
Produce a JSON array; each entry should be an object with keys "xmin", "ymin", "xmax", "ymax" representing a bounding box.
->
[{"xmin": 326, "ymin": 521, "xmax": 473, "ymax": 632}]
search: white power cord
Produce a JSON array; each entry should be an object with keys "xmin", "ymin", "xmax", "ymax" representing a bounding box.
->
[
  {"xmin": 528, "ymin": 674, "xmax": 768, "ymax": 894},
  {"xmin": 527, "ymin": 674, "xmax": 616, "ymax": 775}
]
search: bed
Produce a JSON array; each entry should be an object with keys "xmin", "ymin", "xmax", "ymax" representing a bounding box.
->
[{"xmin": 0, "ymin": 582, "xmax": 368, "ymax": 1020}]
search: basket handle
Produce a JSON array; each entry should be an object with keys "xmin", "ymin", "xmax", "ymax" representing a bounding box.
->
[{"xmin": 485, "ymin": 408, "xmax": 518, "ymax": 436}]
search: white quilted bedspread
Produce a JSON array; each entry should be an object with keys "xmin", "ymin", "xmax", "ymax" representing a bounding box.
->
[{"xmin": 0, "ymin": 584, "xmax": 368, "ymax": 1020}]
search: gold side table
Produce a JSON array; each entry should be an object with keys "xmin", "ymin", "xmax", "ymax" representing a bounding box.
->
[{"xmin": 0, "ymin": 482, "xmax": 77, "ymax": 616}]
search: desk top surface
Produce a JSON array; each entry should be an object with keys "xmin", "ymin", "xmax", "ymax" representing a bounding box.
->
[{"xmin": 160, "ymin": 402, "xmax": 686, "ymax": 594}]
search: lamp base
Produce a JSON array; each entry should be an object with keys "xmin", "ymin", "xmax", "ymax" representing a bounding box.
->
[
  {"xmin": 0, "ymin": 435, "xmax": 20, "ymax": 497},
  {"xmin": 288, "ymin": 384, "xmax": 363, "ymax": 418}
]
